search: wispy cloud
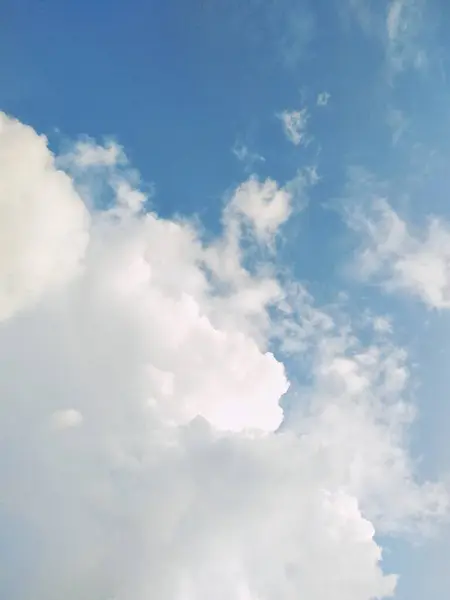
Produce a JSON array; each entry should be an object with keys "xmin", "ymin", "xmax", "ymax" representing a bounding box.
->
[
  {"xmin": 387, "ymin": 107, "xmax": 408, "ymax": 145},
  {"xmin": 317, "ymin": 91, "xmax": 331, "ymax": 107},
  {"xmin": 232, "ymin": 140, "xmax": 265, "ymax": 173},
  {"xmin": 345, "ymin": 196, "xmax": 450, "ymax": 310},
  {"xmin": 385, "ymin": 0, "xmax": 428, "ymax": 73},
  {"xmin": 202, "ymin": 0, "xmax": 315, "ymax": 68},
  {"xmin": 284, "ymin": 165, "xmax": 319, "ymax": 213},
  {"xmin": 277, "ymin": 4, "xmax": 315, "ymax": 67},
  {"xmin": 344, "ymin": 0, "xmax": 430, "ymax": 74},
  {"xmin": 66, "ymin": 137, "xmax": 125, "ymax": 167},
  {"xmin": 386, "ymin": 0, "xmax": 404, "ymax": 41},
  {"xmin": 278, "ymin": 108, "xmax": 310, "ymax": 146}
]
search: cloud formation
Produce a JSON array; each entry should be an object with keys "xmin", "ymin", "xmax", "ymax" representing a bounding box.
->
[
  {"xmin": 0, "ymin": 113, "xmax": 89, "ymax": 321},
  {"xmin": 317, "ymin": 92, "xmax": 331, "ymax": 107},
  {"xmin": 0, "ymin": 112, "xmax": 447, "ymax": 600},
  {"xmin": 278, "ymin": 109, "xmax": 309, "ymax": 146},
  {"xmin": 232, "ymin": 141, "xmax": 265, "ymax": 173},
  {"xmin": 386, "ymin": 0, "xmax": 428, "ymax": 72},
  {"xmin": 65, "ymin": 137, "xmax": 126, "ymax": 168},
  {"xmin": 345, "ymin": 0, "xmax": 429, "ymax": 74},
  {"xmin": 346, "ymin": 196, "xmax": 450, "ymax": 309}
]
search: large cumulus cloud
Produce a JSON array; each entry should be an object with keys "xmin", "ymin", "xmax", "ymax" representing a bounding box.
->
[{"xmin": 0, "ymin": 113, "xmax": 446, "ymax": 600}]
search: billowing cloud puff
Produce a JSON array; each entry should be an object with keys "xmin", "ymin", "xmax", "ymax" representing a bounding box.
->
[
  {"xmin": 226, "ymin": 177, "xmax": 292, "ymax": 243},
  {"xmin": 0, "ymin": 113, "xmax": 89, "ymax": 321},
  {"xmin": 0, "ymin": 112, "xmax": 446, "ymax": 600}
]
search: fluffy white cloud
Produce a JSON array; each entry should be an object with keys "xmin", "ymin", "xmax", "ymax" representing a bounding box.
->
[
  {"xmin": 346, "ymin": 197, "xmax": 450, "ymax": 309},
  {"xmin": 66, "ymin": 137, "xmax": 125, "ymax": 167},
  {"xmin": 226, "ymin": 177, "xmax": 292, "ymax": 243},
  {"xmin": 0, "ymin": 113, "xmax": 89, "ymax": 321},
  {"xmin": 278, "ymin": 108, "xmax": 309, "ymax": 146},
  {"xmin": 0, "ymin": 113, "xmax": 446, "ymax": 600},
  {"xmin": 296, "ymin": 330, "xmax": 448, "ymax": 533}
]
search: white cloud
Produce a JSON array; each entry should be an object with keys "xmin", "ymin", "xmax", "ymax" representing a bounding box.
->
[
  {"xmin": 0, "ymin": 112, "xmax": 446, "ymax": 600},
  {"xmin": 345, "ymin": 197, "xmax": 450, "ymax": 309},
  {"xmin": 297, "ymin": 329, "xmax": 448, "ymax": 533},
  {"xmin": 59, "ymin": 137, "xmax": 151, "ymax": 216},
  {"xmin": 232, "ymin": 141, "xmax": 265, "ymax": 172},
  {"xmin": 226, "ymin": 177, "xmax": 292, "ymax": 243},
  {"xmin": 50, "ymin": 409, "xmax": 83, "ymax": 430},
  {"xmin": 373, "ymin": 316, "xmax": 393, "ymax": 334},
  {"xmin": 278, "ymin": 108, "xmax": 309, "ymax": 146},
  {"xmin": 0, "ymin": 113, "xmax": 89, "ymax": 321},
  {"xmin": 387, "ymin": 107, "xmax": 408, "ymax": 145},
  {"xmin": 385, "ymin": 0, "xmax": 428, "ymax": 72},
  {"xmin": 67, "ymin": 137, "xmax": 125, "ymax": 167},
  {"xmin": 317, "ymin": 92, "xmax": 331, "ymax": 107},
  {"xmin": 387, "ymin": 0, "xmax": 404, "ymax": 42},
  {"xmin": 345, "ymin": 0, "xmax": 428, "ymax": 74},
  {"xmin": 343, "ymin": 0, "xmax": 378, "ymax": 35}
]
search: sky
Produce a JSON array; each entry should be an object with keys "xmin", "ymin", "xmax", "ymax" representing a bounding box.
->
[{"xmin": 2, "ymin": 0, "xmax": 450, "ymax": 598}]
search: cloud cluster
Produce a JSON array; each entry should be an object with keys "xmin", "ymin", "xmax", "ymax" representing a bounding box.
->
[{"xmin": 0, "ymin": 113, "xmax": 446, "ymax": 600}]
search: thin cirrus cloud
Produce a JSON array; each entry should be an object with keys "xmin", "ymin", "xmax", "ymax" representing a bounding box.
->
[
  {"xmin": 277, "ymin": 108, "xmax": 309, "ymax": 146},
  {"xmin": 344, "ymin": 0, "xmax": 429, "ymax": 74},
  {"xmin": 0, "ymin": 110, "xmax": 447, "ymax": 600},
  {"xmin": 317, "ymin": 92, "xmax": 331, "ymax": 107},
  {"xmin": 232, "ymin": 141, "xmax": 265, "ymax": 173},
  {"xmin": 386, "ymin": 0, "xmax": 429, "ymax": 71}
]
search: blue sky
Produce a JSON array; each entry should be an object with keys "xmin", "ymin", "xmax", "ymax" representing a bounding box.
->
[{"xmin": 2, "ymin": 1, "xmax": 450, "ymax": 599}]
